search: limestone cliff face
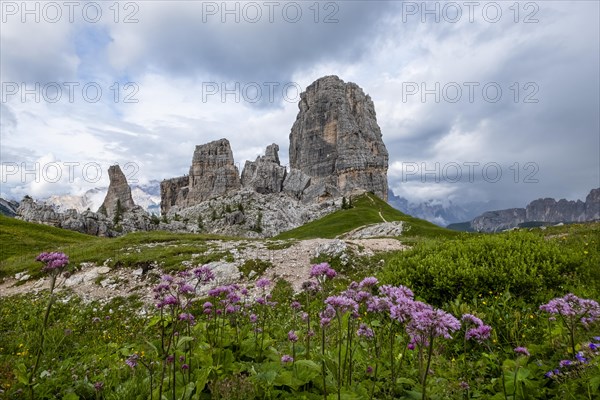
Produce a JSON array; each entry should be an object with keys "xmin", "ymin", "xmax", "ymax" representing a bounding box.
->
[
  {"xmin": 469, "ymin": 188, "xmax": 600, "ymax": 232},
  {"xmin": 161, "ymin": 139, "xmax": 241, "ymax": 214},
  {"xmin": 99, "ymin": 165, "xmax": 136, "ymax": 218},
  {"xmin": 160, "ymin": 76, "xmax": 390, "ymax": 218},
  {"xmin": 585, "ymin": 188, "xmax": 600, "ymax": 220},
  {"xmin": 240, "ymin": 144, "xmax": 286, "ymax": 194},
  {"xmin": 526, "ymin": 198, "xmax": 586, "ymax": 222},
  {"xmin": 289, "ymin": 75, "xmax": 388, "ymax": 201},
  {"xmin": 471, "ymin": 209, "xmax": 526, "ymax": 232}
]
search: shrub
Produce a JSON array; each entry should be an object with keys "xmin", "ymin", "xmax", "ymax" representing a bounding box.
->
[{"xmin": 380, "ymin": 232, "xmax": 577, "ymax": 305}]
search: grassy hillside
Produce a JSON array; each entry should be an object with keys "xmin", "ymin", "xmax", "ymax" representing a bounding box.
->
[
  {"xmin": 0, "ymin": 215, "xmax": 233, "ymax": 279},
  {"xmin": 0, "ymin": 214, "xmax": 95, "ymax": 262},
  {"xmin": 275, "ymin": 192, "xmax": 460, "ymax": 240}
]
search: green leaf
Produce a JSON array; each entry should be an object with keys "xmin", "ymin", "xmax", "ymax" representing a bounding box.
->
[{"xmin": 62, "ymin": 393, "xmax": 79, "ymax": 400}]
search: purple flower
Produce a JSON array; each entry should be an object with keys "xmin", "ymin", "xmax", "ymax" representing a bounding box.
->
[
  {"xmin": 161, "ymin": 275, "xmax": 174, "ymax": 282},
  {"xmin": 319, "ymin": 305, "xmax": 336, "ymax": 327},
  {"xmin": 540, "ymin": 294, "xmax": 600, "ymax": 326},
  {"xmin": 459, "ymin": 381, "xmax": 470, "ymax": 390},
  {"xmin": 575, "ymin": 352, "xmax": 587, "ymax": 363},
  {"xmin": 182, "ymin": 364, "xmax": 189, "ymax": 370},
  {"xmin": 256, "ymin": 277, "xmax": 271, "ymax": 289},
  {"xmin": 366, "ymin": 366, "xmax": 373, "ymax": 374},
  {"xmin": 367, "ymin": 296, "xmax": 391, "ymax": 313},
  {"xmin": 465, "ymin": 324, "xmax": 492, "ymax": 343},
  {"xmin": 310, "ymin": 263, "xmax": 337, "ymax": 280},
  {"xmin": 406, "ymin": 305, "xmax": 461, "ymax": 341},
  {"xmin": 302, "ymin": 280, "xmax": 321, "ymax": 293},
  {"xmin": 178, "ymin": 313, "xmax": 195, "ymax": 324},
  {"xmin": 178, "ymin": 283, "xmax": 195, "ymax": 295},
  {"xmin": 461, "ymin": 314, "xmax": 484, "ymax": 327},
  {"xmin": 514, "ymin": 347, "xmax": 530, "ymax": 357},
  {"xmin": 36, "ymin": 252, "xmax": 69, "ymax": 272},
  {"xmin": 125, "ymin": 354, "xmax": 139, "ymax": 368},
  {"xmin": 192, "ymin": 265, "xmax": 215, "ymax": 283},
  {"xmin": 358, "ymin": 277, "xmax": 378, "ymax": 289},
  {"xmin": 249, "ymin": 314, "xmax": 258, "ymax": 323},
  {"xmin": 559, "ymin": 360, "xmax": 572, "ymax": 368},
  {"xmin": 589, "ymin": 342, "xmax": 598, "ymax": 351},
  {"xmin": 157, "ymin": 295, "xmax": 179, "ymax": 309},
  {"xmin": 166, "ymin": 355, "xmax": 175, "ymax": 364},
  {"xmin": 389, "ymin": 297, "xmax": 416, "ymax": 323},
  {"xmin": 357, "ymin": 323, "xmax": 374, "ymax": 338},
  {"xmin": 203, "ymin": 301, "xmax": 213, "ymax": 309},
  {"xmin": 288, "ymin": 330, "xmax": 298, "ymax": 343},
  {"xmin": 325, "ymin": 295, "xmax": 358, "ymax": 315},
  {"xmin": 379, "ymin": 284, "xmax": 414, "ymax": 302},
  {"xmin": 291, "ymin": 301, "xmax": 302, "ymax": 310},
  {"xmin": 93, "ymin": 381, "xmax": 104, "ymax": 392},
  {"xmin": 281, "ymin": 355, "xmax": 294, "ymax": 364}
]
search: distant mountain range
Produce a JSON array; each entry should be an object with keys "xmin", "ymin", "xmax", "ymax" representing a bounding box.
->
[
  {"xmin": 448, "ymin": 188, "xmax": 600, "ymax": 232},
  {"xmin": 42, "ymin": 181, "xmax": 161, "ymax": 215}
]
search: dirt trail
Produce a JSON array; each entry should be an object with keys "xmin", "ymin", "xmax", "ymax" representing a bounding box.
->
[{"xmin": 0, "ymin": 238, "xmax": 407, "ymax": 302}]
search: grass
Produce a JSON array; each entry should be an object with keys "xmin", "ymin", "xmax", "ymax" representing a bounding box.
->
[
  {"xmin": 0, "ymin": 216, "xmax": 237, "ymax": 279},
  {"xmin": 275, "ymin": 192, "xmax": 461, "ymax": 241}
]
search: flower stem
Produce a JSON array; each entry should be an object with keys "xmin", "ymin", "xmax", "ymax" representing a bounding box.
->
[
  {"xmin": 422, "ymin": 334, "xmax": 434, "ymax": 400},
  {"xmin": 29, "ymin": 273, "xmax": 57, "ymax": 400}
]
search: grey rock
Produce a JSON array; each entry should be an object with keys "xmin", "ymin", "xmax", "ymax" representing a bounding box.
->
[
  {"xmin": 282, "ymin": 169, "xmax": 311, "ymax": 199},
  {"xmin": 315, "ymin": 239, "xmax": 347, "ymax": 258},
  {"xmin": 161, "ymin": 139, "xmax": 241, "ymax": 214},
  {"xmin": 160, "ymin": 176, "xmax": 189, "ymax": 216},
  {"xmin": 99, "ymin": 165, "xmax": 136, "ymax": 218},
  {"xmin": 346, "ymin": 221, "xmax": 404, "ymax": 239},
  {"xmin": 225, "ymin": 210, "xmax": 246, "ymax": 225},
  {"xmin": 470, "ymin": 188, "xmax": 599, "ymax": 232},
  {"xmin": 240, "ymin": 144, "xmax": 286, "ymax": 194},
  {"xmin": 0, "ymin": 198, "xmax": 19, "ymax": 217},
  {"xmin": 471, "ymin": 209, "xmax": 526, "ymax": 232},
  {"xmin": 585, "ymin": 188, "xmax": 600, "ymax": 220},
  {"xmin": 289, "ymin": 75, "xmax": 389, "ymax": 202}
]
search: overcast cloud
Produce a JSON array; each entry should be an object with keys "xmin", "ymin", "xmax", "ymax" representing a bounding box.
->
[{"xmin": 1, "ymin": 1, "xmax": 598, "ymax": 211}]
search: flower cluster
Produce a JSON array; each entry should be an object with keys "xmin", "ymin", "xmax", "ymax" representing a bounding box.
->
[
  {"xmin": 310, "ymin": 262, "xmax": 337, "ymax": 281},
  {"xmin": 36, "ymin": 252, "xmax": 69, "ymax": 272},
  {"xmin": 544, "ymin": 338, "xmax": 600, "ymax": 381},
  {"xmin": 514, "ymin": 347, "xmax": 530, "ymax": 357},
  {"xmin": 154, "ymin": 266, "xmax": 215, "ymax": 310},
  {"xmin": 462, "ymin": 313, "xmax": 492, "ymax": 343},
  {"xmin": 540, "ymin": 293, "xmax": 600, "ymax": 327}
]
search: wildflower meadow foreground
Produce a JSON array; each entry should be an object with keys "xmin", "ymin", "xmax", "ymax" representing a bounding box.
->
[{"xmin": 1, "ymin": 228, "xmax": 599, "ymax": 399}]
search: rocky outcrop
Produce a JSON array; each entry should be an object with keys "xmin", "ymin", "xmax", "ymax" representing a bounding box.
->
[
  {"xmin": 585, "ymin": 188, "xmax": 600, "ymax": 220},
  {"xmin": 160, "ymin": 176, "xmax": 189, "ymax": 215},
  {"xmin": 240, "ymin": 144, "xmax": 286, "ymax": 194},
  {"xmin": 17, "ymin": 165, "xmax": 156, "ymax": 236},
  {"xmin": 526, "ymin": 198, "xmax": 586, "ymax": 222},
  {"xmin": 289, "ymin": 75, "xmax": 388, "ymax": 202},
  {"xmin": 161, "ymin": 139, "xmax": 241, "ymax": 214},
  {"xmin": 468, "ymin": 188, "xmax": 600, "ymax": 232},
  {"xmin": 160, "ymin": 189, "xmax": 339, "ymax": 238},
  {"xmin": 471, "ymin": 209, "xmax": 526, "ymax": 232},
  {"xmin": 0, "ymin": 198, "xmax": 19, "ymax": 217},
  {"xmin": 99, "ymin": 165, "xmax": 136, "ymax": 218}
]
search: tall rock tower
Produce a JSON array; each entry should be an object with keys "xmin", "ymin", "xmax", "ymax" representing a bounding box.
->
[
  {"xmin": 99, "ymin": 165, "xmax": 136, "ymax": 218},
  {"xmin": 288, "ymin": 75, "xmax": 389, "ymax": 202}
]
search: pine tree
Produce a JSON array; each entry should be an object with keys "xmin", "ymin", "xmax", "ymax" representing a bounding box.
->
[{"xmin": 112, "ymin": 199, "xmax": 122, "ymax": 225}]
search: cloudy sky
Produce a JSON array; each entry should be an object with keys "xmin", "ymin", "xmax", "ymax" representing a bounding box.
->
[{"xmin": 1, "ymin": 0, "xmax": 598, "ymax": 212}]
